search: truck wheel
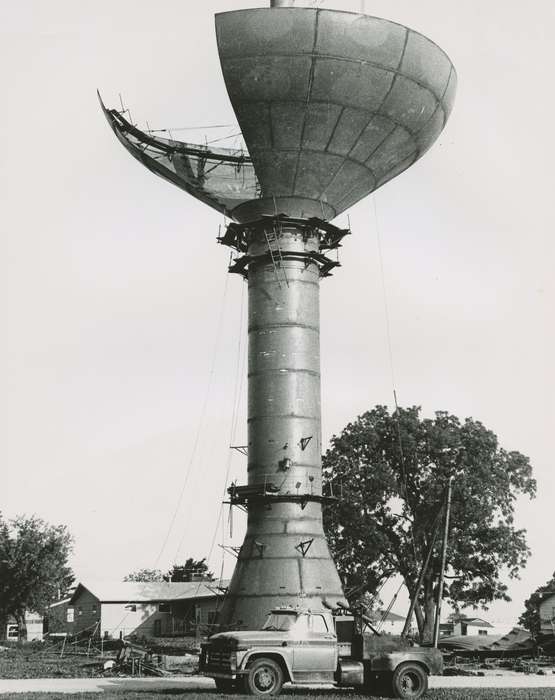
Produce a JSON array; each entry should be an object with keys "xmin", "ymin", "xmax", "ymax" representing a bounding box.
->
[
  {"xmin": 214, "ymin": 678, "xmax": 237, "ymax": 693},
  {"xmin": 241, "ymin": 657, "xmax": 284, "ymax": 696},
  {"xmin": 391, "ymin": 663, "xmax": 428, "ymax": 699}
]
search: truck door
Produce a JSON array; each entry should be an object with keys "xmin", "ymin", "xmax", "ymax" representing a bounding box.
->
[{"xmin": 292, "ymin": 613, "xmax": 337, "ymax": 675}]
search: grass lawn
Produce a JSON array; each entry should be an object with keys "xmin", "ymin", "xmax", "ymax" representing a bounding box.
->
[{"xmin": 0, "ymin": 690, "xmax": 554, "ymax": 699}]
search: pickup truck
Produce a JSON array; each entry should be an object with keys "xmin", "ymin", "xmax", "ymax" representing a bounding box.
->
[{"xmin": 199, "ymin": 606, "xmax": 443, "ymax": 698}]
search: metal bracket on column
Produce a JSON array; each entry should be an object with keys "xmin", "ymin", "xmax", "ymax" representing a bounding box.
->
[
  {"xmin": 299, "ymin": 436, "xmax": 312, "ymax": 451},
  {"xmin": 218, "ymin": 215, "xmax": 350, "ymax": 254},
  {"xmin": 295, "ymin": 539, "xmax": 314, "ymax": 557},
  {"xmin": 228, "ymin": 249, "xmax": 340, "ymax": 279},
  {"xmin": 228, "ymin": 480, "xmax": 337, "ymax": 508},
  {"xmin": 218, "ymin": 544, "xmax": 242, "ymax": 559},
  {"xmin": 231, "ymin": 445, "xmax": 249, "ymax": 456},
  {"xmin": 254, "ymin": 541, "xmax": 266, "ymax": 558}
]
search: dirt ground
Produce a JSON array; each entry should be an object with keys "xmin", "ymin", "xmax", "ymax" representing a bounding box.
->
[{"xmin": 0, "ymin": 649, "xmax": 115, "ymax": 679}]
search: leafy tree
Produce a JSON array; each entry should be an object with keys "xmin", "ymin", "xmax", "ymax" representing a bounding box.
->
[
  {"xmin": 123, "ymin": 568, "xmax": 165, "ymax": 582},
  {"xmin": 0, "ymin": 513, "xmax": 74, "ymax": 638},
  {"xmin": 322, "ymin": 406, "xmax": 536, "ymax": 643},
  {"xmin": 165, "ymin": 558, "xmax": 214, "ymax": 582},
  {"xmin": 519, "ymin": 571, "xmax": 555, "ymax": 636}
]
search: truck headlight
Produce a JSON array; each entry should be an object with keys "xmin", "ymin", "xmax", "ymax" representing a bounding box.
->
[{"xmin": 229, "ymin": 651, "xmax": 237, "ymax": 672}]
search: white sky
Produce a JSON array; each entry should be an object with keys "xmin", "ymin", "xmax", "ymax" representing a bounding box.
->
[{"xmin": 2, "ymin": 0, "xmax": 554, "ymax": 626}]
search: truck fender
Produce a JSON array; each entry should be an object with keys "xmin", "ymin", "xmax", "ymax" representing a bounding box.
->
[
  {"xmin": 240, "ymin": 649, "xmax": 294, "ymax": 681},
  {"xmin": 370, "ymin": 652, "xmax": 432, "ymax": 674}
]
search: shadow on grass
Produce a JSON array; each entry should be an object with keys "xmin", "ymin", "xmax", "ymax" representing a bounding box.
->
[
  {"xmin": 95, "ymin": 690, "xmax": 555, "ymax": 700},
  {"xmin": 2, "ymin": 687, "xmax": 555, "ymax": 700}
]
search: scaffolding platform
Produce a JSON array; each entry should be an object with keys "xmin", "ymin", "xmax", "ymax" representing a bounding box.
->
[{"xmin": 227, "ymin": 482, "xmax": 337, "ymax": 509}]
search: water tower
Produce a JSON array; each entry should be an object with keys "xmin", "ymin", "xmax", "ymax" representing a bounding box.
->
[{"xmin": 100, "ymin": 1, "xmax": 456, "ymax": 630}]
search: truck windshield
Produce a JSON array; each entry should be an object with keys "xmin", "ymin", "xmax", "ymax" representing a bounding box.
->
[{"xmin": 262, "ymin": 613, "xmax": 298, "ymax": 631}]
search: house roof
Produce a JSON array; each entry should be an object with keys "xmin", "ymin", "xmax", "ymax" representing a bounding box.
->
[
  {"xmin": 48, "ymin": 597, "xmax": 71, "ymax": 609},
  {"xmin": 461, "ymin": 617, "xmax": 494, "ymax": 628},
  {"xmin": 439, "ymin": 635, "xmax": 502, "ymax": 651},
  {"xmin": 373, "ymin": 610, "xmax": 405, "ymax": 623},
  {"xmin": 489, "ymin": 627, "xmax": 534, "ymax": 650},
  {"xmin": 440, "ymin": 617, "xmax": 494, "ymax": 629},
  {"xmin": 69, "ymin": 580, "xmax": 229, "ymax": 604}
]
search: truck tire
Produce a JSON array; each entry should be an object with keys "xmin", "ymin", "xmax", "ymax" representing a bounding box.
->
[
  {"xmin": 241, "ymin": 657, "xmax": 284, "ymax": 696},
  {"xmin": 214, "ymin": 678, "xmax": 237, "ymax": 693},
  {"xmin": 391, "ymin": 662, "xmax": 428, "ymax": 699}
]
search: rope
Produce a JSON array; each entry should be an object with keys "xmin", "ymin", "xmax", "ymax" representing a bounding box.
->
[
  {"xmin": 153, "ymin": 274, "xmax": 231, "ymax": 569},
  {"xmin": 147, "ymin": 124, "xmax": 235, "ymax": 133},
  {"xmin": 377, "ymin": 580, "xmax": 404, "ymax": 631},
  {"xmin": 206, "ymin": 131, "xmax": 243, "ymax": 145}
]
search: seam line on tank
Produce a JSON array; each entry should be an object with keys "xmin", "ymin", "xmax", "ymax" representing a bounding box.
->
[
  {"xmin": 248, "ymin": 322, "xmax": 319, "ymax": 332},
  {"xmin": 291, "ymin": 9, "xmax": 321, "ymax": 197}
]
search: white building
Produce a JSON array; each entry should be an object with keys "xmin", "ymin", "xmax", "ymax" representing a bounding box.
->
[
  {"xmin": 4, "ymin": 611, "xmax": 43, "ymax": 642},
  {"xmin": 47, "ymin": 580, "xmax": 228, "ymax": 639},
  {"xmin": 538, "ymin": 590, "xmax": 555, "ymax": 635}
]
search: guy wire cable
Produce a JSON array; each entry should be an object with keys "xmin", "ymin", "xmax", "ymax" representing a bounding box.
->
[
  {"xmin": 153, "ymin": 273, "xmax": 231, "ymax": 569},
  {"xmin": 186, "ymin": 282, "xmax": 247, "ymax": 604},
  {"xmin": 173, "ymin": 281, "xmax": 246, "ymax": 564},
  {"xmin": 372, "ymin": 196, "xmax": 418, "ymax": 565}
]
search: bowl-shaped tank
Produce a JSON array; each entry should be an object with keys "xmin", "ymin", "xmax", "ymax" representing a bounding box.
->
[{"xmin": 216, "ymin": 7, "xmax": 456, "ymax": 222}]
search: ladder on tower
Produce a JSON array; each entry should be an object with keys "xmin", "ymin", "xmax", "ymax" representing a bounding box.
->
[{"xmin": 264, "ymin": 226, "xmax": 289, "ymax": 288}]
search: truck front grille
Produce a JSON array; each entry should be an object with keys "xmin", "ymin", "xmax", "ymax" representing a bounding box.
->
[{"xmin": 207, "ymin": 649, "xmax": 232, "ymax": 669}]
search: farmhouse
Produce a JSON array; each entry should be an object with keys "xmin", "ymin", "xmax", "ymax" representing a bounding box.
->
[
  {"xmin": 369, "ymin": 610, "xmax": 408, "ymax": 635},
  {"xmin": 440, "ymin": 616, "xmax": 494, "ymax": 637},
  {"xmin": 47, "ymin": 580, "xmax": 227, "ymax": 639},
  {"xmin": 538, "ymin": 589, "xmax": 555, "ymax": 635}
]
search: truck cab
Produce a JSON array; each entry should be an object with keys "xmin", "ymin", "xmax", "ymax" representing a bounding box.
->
[{"xmin": 199, "ymin": 607, "xmax": 442, "ymax": 698}]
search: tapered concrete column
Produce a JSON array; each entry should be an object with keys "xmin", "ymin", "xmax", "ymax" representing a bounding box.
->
[{"xmin": 218, "ymin": 224, "xmax": 346, "ymax": 630}]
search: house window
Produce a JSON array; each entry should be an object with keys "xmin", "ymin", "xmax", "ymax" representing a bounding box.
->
[
  {"xmin": 66, "ymin": 608, "xmax": 74, "ymax": 623},
  {"xmin": 92, "ymin": 606, "xmax": 97, "ymax": 614},
  {"xmin": 6, "ymin": 624, "xmax": 19, "ymax": 641},
  {"xmin": 478, "ymin": 630, "xmax": 487, "ymax": 636},
  {"xmin": 77, "ymin": 607, "xmax": 83, "ymax": 616},
  {"xmin": 158, "ymin": 603, "xmax": 170, "ymax": 613}
]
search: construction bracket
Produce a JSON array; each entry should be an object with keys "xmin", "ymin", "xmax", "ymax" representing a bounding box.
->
[
  {"xmin": 295, "ymin": 538, "xmax": 314, "ymax": 557},
  {"xmin": 218, "ymin": 544, "xmax": 242, "ymax": 559},
  {"xmin": 299, "ymin": 436, "xmax": 313, "ymax": 451}
]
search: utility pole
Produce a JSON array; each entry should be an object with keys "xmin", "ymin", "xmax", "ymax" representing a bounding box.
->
[{"xmin": 433, "ymin": 475, "xmax": 454, "ymax": 647}]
